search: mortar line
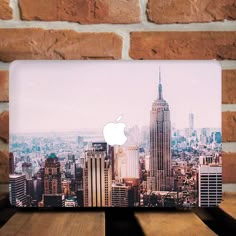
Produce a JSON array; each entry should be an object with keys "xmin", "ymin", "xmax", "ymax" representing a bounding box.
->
[
  {"xmin": 9, "ymin": 0, "xmax": 20, "ymax": 20},
  {"xmin": 1, "ymin": 20, "xmax": 236, "ymax": 32}
]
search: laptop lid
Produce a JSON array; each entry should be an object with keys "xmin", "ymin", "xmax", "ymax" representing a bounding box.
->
[{"xmin": 9, "ymin": 60, "xmax": 222, "ymax": 208}]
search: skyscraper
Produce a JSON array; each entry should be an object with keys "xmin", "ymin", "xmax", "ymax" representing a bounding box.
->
[
  {"xmin": 43, "ymin": 153, "xmax": 62, "ymax": 194},
  {"xmin": 22, "ymin": 162, "xmax": 33, "ymax": 180},
  {"xmin": 42, "ymin": 153, "xmax": 63, "ymax": 207},
  {"xmin": 189, "ymin": 113, "xmax": 194, "ymax": 136},
  {"xmin": 83, "ymin": 149, "xmax": 112, "ymax": 207},
  {"xmin": 116, "ymin": 147, "xmax": 127, "ymax": 182},
  {"xmin": 112, "ymin": 183, "xmax": 129, "ymax": 207},
  {"xmin": 126, "ymin": 145, "xmax": 139, "ymax": 179},
  {"xmin": 198, "ymin": 156, "xmax": 222, "ymax": 207},
  {"xmin": 149, "ymin": 68, "xmax": 172, "ymax": 191},
  {"xmin": 9, "ymin": 152, "xmax": 14, "ymax": 175},
  {"xmin": 9, "ymin": 174, "xmax": 27, "ymax": 207}
]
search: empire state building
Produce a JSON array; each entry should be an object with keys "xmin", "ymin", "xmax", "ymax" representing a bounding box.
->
[{"xmin": 149, "ymin": 69, "xmax": 172, "ymax": 191}]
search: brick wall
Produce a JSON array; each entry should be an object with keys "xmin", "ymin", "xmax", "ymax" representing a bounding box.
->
[{"xmin": 0, "ymin": 0, "xmax": 236, "ymax": 191}]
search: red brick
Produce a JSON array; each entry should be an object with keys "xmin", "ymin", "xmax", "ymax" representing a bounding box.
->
[
  {"xmin": 222, "ymin": 70, "xmax": 236, "ymax": 104},
  {"xmin": 222, "ymin": 152, "xmax": 236, "ymax": 183},
  {"xmin": 0, "ymin": 29, "xmax": 122, "ymax": 62},
  {"xmin": 147, "ymin": 0, "xmax": 236, "ymax": 24},
  {"xmin": 19, "ymin": 0, "xmax": 141, "ymax": 24},
  {"xmin": 0, "ymin": 71, "xmax": 9, "ymax": 102},
  {"xmin": 0, "ymin": 0, "xmax": 12, "ymax": 20},
  {"xmin": 0, "ymin": 150, "xmax": 9, "ymax": 184},
  {"xmin": 0, "ymin": 111, "xmax": 9, "ymax": 143},
  {"xmin": 222, "ymin": 112, "xmax": 236, "ymax": 142},
  {"xmin": 130, "ymin": 31, "xmax": 236, "ymax": 60}
]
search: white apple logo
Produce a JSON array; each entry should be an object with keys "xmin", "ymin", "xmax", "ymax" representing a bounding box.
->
[{"xmin": 103, "ymin": 115, "xmax": 127, "ymax": 146}]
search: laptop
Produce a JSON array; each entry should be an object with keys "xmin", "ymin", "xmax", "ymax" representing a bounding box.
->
[{"xmin": 9, "ymin": 60, "xmax": 222, "ymax": 208}]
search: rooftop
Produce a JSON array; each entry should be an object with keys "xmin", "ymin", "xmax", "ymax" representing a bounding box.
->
[{"xmin": 48, "ymin": 153, "xmax": 57, "ymax": 158}]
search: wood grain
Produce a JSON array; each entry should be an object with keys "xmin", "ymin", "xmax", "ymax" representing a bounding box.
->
[
  {"xmin": 0, "ymin": 212, "xmax": 105, "ymax": 236},
  {"xmin": 135, "ymin": 212, "xmax": 216, "ymax": 236},
  {"xmin": 220, "ymin": 193, "xmax": 236, "ymax": 220}
]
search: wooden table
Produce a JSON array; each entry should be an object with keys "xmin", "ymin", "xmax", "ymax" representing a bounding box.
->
[
  {"xmin": 220, "ymin": 193, "xmax": 236, "ymax": 220},
  {"xmin": 135, "ymin": 212, "xmax": 217, "ymax": 236},
  {"xmin": 0, "ymin": 212, "xmax": 105, "ymax": 236}
]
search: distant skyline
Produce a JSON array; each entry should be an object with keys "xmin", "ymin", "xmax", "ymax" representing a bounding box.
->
[{"xmin": 10, "ymin": 61, "xmax": 221, "ymax": 134}]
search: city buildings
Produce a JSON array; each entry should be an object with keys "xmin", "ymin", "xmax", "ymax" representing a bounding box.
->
[
  {"xmin": 43, "ymin": 194, "xmax": 65, "ymax": 207},
  {"xmin": 198, "ymin": 155, "xmax": 222, "ymax": 207},
  {"xmin": 9, "ymin": 152, "xmax": 14, "ymax": 175},
  {"xmin": 22, "ymin": 162, "xmax": 32, "ymax": 180},
  {"xmin": 116, "ymin": 147, "xmax": 127, "ymax": 182},
  {"xmin": 8, "ymin": 67, "xmax": 222, "ymax": 209},
  {"xmin": 126, "ymin": 145, "xmax": 139, "ymax": 179},
  {"xmin": 189, "ymin": 113, "xmax": 194, "ymax": 136},
  {"xmin": 149, "ymin": 69, "xmax": 172, "ymax": 191},
  {"xmin": 112, "ymin": 183, "xmax": 129, "ymax": 207},
  {"xmin": 43, "ymin": 153, "xmax": 62, "ymax": 194},
  {"xmin": 9, "ymin": 174, "xmax": 27, "ymax": 207},
  {"xmin": 123, "ymin": 178, "xmax": 140, "ymax": 206},
  {"xmin": 83, "ymin": 149, "xmax": 112, "ymax": 207},
  {"xmin": 42, "ymin": 153, "xmax": 63, "ymax": 207}
]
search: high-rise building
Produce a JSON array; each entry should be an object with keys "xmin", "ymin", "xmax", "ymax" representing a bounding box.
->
[
  {"xmin": 72, "ymin": 164, "xmax": 84, "ymax": 206},
  {"xmin": 198, "ymin": 164, "xmax": 222, "ymax": 207},
  {"xmin": 126, "ymin": 145, "xmax": 139, "ymax": 179},
  {"xmin": 22, "ymin": 162, "xmax": 33, "ymax": 180},
  {"xmin": 9, "ymin": 152, "xmax": 15, "ymax": 175},
  {"xmin": 9, "ymin": 174, "xmax": 27, "ymax": 207},
  {"xmin": 116, "ymin": 147, "xmax": 127, "ymax": 182},
  {"xmin": 26, "ymin": 178, "xmax": 34, "ymax": 204},
  {"xmin": 43, "ymin": 153, "xmax": 62, "ymax": 194},
  {"xmin": 123, "ymin": 178, "xmax": 140, "ymax": 206},
  {"xmin": 145, "ymin": 155, "xmax": 150, "ymax": 172},
  {"xmin": 108, "ymin": 145, "xmax": 115, "ymax": 180},
  {"xmin": 83, "ymin": 149, "xmax": 112, "ymax": 207},
  {"xmin": 61, "ymin": 180, "xmax": 71, "ymax": 197},
  {"xmin": 32, "ymin": 177, "xmax": 43, "ymax": 202},
  {"xmin": 189, "ymin": 113, "xmax": 194, "ymax": 135},
  {"xmin": 73, "ymin": 164, "xmax": 83, "ymax": 191},
  {"xmin": 26, "ymin": 178, "xmax": 42, "ymax": 207},
  {"xmin": 92, "ymin": 142, "xmax": 107, "ymax": 152},
  {"xmin": 76, "ymin": 189, "xmax": 84, "ymax": 207},
  {"xmin": 112, "ymin": 183, "xmax": 129, "ymax": 207},
  {"xmin": 198, "ymin": 155, "xmax": 222, "ymax": 207},
  {"xmin": 149, "ymin": 69, "xmax": 172, "ymax": 191}
]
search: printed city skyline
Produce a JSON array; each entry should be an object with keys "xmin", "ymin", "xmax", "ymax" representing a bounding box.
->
[
  {"xmin": 9, "ymin": 61, "xmax": 222, "ymax": 208},
  {"xmin": 10, "ymin": 61, "xmax": 221, "ymax": 134}
]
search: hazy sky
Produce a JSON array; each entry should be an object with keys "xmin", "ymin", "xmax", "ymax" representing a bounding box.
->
[{"xmin": 10, "ymin": 61, "xmax": 221, "ymax": 133}]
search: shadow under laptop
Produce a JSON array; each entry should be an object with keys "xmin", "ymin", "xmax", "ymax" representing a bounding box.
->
[
  {"xmin": 105, "ymin": 207, "xmax": 184, "ymax": 236},
  {"xmin": 105, "ymin": 208, "xmax": 145, "ymax": 236},
  {"xmin": 193, "ymin": 207, "xmax": 236, "ymax": 236}
]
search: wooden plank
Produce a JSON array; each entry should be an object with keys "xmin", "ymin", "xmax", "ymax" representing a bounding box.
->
[
  {"xmin": 0, "ymin": 212, "xmax": 105, "ymax": 236},
  {"xmin": 220, "ymin": 193, "xmax": 236, "ymax": 220},
  {"xmin": 135, "ymin": 212, "xmax": 217, "ymax": 236}
]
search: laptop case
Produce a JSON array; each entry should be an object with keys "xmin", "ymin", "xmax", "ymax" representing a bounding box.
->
[{"xmin": 9, "ymin": 60, "xmax": 222, "ymax": 208}]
